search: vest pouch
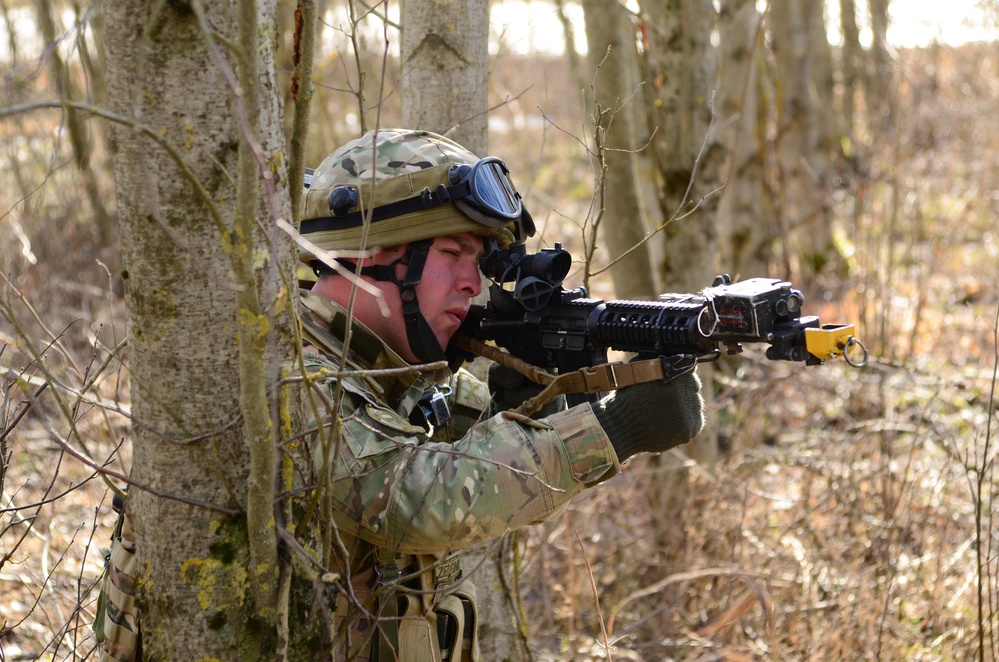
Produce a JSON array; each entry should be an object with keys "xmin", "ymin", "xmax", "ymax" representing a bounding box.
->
[
  {"xmin": 93, "ymin": 553, "xmax": 110, "ymax": 643},
  {"xmin": 343, "ymin": 403, "xmax": 428, "ymax": 462},
  {"xmin": 98, "ymin": 532, "xmax": 141, "ymax": 661},
  {"xmin": 396, "ymin": 593, "xmax": 441, "ymax": 662},
  {"xmin": 435, "ymin": 582, "xmax": 478, "ymax": 662},
  {"xmin": 433, "ymin": 594, "xmax": 464, "ymax": 661}
]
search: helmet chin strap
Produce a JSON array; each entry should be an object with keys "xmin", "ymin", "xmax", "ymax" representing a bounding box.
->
[
  {"xmin": 395, "ymin": 239, "xmax": 447, "ymax": 363},
  {"xmin": 336, "ymin": 238, "xmax": 446, "ymax": 363}
]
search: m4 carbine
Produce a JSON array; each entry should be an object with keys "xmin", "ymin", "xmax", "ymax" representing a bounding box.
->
[{"xmin": 455, "ymin": 242, "xmax": 866, "ymax": 406}]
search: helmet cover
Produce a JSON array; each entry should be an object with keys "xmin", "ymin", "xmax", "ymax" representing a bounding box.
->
[{"xmin": 299, "ymin": 129, "xmax": 527, "ymax": 262}]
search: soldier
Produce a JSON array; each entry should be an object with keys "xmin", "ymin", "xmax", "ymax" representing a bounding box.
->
[
  {"xmin": 94, "ymin": 128, "xmax": 705, "ymax": 661},
  {"xmin": 297, "ymin": 129, "xmax": 704, "ymax": 660}
]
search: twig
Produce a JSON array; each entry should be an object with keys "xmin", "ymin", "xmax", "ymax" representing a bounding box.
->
[
  {"xmin": 37, "ymin": 420, "xmax": 240, "ymax": 515},
  {"xmin": 976, "ymin": 300, "xmax": 999, "ymax": 661},
  {"xmin": 575, "ymin": 532, "xmax": 613, "ymax": 661},
  {"xmin": 346, "ymin": 0, "xmax": 368, "ymax": 134},
  {"xmin": 288, "ymin": 0, "xmax": 318, "ymax": 223},
  {"xmin": 275, "ymin": 218, "xmax": 389, "ymax": 315},
  {"xmin": 0, "ymin": 382, "xmax": 47, "ymax": 444}
]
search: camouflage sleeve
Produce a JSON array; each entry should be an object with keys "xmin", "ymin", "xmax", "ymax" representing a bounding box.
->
[
  {"xmin": 95, "ymin": 511, "xmax": 141, "ymax": 662},
  {"xmin": 329, "ymin": 397, "xmax": 621, "ymax": 555}
]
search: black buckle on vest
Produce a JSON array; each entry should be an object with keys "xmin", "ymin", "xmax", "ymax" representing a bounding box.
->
[{"xmin": 411, "ymin": 385, "xmax": 452, "ymax": 430}]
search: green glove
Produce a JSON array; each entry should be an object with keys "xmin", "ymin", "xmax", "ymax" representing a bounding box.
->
[
  {"xmin": 592, "ymin": 370, "xmax": 705, "ymax": 462},
  {"xmin": 488, "ymin": 363, "xmax": 567, "ymax": 419}
]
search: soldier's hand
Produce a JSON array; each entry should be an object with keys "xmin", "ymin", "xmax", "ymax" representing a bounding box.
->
[{"xmin": 592, "ymin": 370, "xmax": 705, "ymax": 462}]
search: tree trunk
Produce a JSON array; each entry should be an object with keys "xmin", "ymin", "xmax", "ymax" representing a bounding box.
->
[
  {"xmin": 582, "ymin": 0, "xmax": 657, "ymax": 300},
  {"xmin": 637, "ymin": 0, "xmax": 722, "ymax": 509},
  {"xmin": 716, "ymin": 0, "xmax": 771, "ymax": 280},
  {"xmin": 868, "ymin": 0, "xmax": 894, "ymax": 129},
  {"xmin": 104, "ymin": 1, "xmax": 308, "ymax": 657},
  {"xmin": 399, "ymin": 2, "xmax": 528, "ymax": 659},
  {"xmin": 401, "ymin": 0, "xmax": 489, "ymax": 150},
  {"xmin": 640, "ymin": 0, "xmax": 721, "ymax": 290},
  {"xmin": 553, "ymin": 0, "xmax": 588, "ymax": 101},
  {"xmin": 768, "ymin": 0, "xmax": 836, "ymax": 279},
  {"xmin": 839, "ymin": 0, "xmax": 863, "ymax": 146}
]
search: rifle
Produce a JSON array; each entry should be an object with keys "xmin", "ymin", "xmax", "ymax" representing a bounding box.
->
[{"xmin": 453, "ymin": 241, "xmax": 867, "ymax": 409}]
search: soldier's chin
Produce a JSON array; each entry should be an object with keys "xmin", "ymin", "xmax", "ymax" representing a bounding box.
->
[{"xmin": 437, "ymin": 330, "xmax": 458, "ymax": 354}]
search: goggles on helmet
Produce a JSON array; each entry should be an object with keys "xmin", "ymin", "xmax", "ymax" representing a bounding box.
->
[
  {"xmin": 446, "ymin": 157, "xmax": 522, "ymax": 220},
  {"xmin": 299, "ymin": 157, "xmax": 525, "ymax": 235}
]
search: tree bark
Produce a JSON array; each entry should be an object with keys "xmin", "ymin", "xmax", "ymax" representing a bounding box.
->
[
  {"xmin": 286, "ymin": 0, "xmax": 318, "ymax": 223},
  {"xmin": 581, "ymin": 0, "xmax": 657, "ymax": 300},
  {"xmin": 716, "ymin": 0, "xmax": 771, "ymax": 280},
  {"xmin": 401, "ymin": 0, "xmax": 489, "ymax": 150},
  {"xmin": 637, "ymin": 0, "xmax": 721, "ymax": 487},
  {"xmin": 104, "ymin": 1, "xmax": 307, "ymax": 657},
  {"xmin": 769, "ymin": 0, "xmax": 836, "ymax": 279}
]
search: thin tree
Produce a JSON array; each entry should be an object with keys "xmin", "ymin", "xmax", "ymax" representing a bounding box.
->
[
  {"xmin": 581, "ymin": 0, "xmax": 658, "ymax": 300},
  {"xmin": 636, "ymin": 0, "xmax": 723, "ymax": 483},
  {"xmin": 716, "ymin": 0, "xmax": 771, "ymax": 280},
  {"xmin": 35, "ymin": 0, "xmax": 112, "ymax": 241},
  {"xmin": 400, "ymin": 1, "xmax": 532, "ymax": 657},
  {"xmin": 868, "ymin": 0, "xmax": 895, "ymax": 128},
  {"xmin": 805, "ymin": 1, "xmax": 839, "ymax": 162},
  {"xmin": 839, "ymin": 0, "xmax": 863, "ymax": 147}
]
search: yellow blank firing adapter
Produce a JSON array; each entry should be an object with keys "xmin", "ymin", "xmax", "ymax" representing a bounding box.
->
[{"xmin": 805, "ymin": 324, "xmax": 868, "ymax": 367}]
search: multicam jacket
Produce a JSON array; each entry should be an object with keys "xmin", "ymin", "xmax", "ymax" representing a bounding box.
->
[{"xmin": 299, "ymin": 289, "xmax": 621, "ymax": 661}]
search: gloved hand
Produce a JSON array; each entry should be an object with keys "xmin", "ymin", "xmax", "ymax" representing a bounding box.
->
[
  {"xmin": 488, "ymin": 363, "xmax": 567, "ymax": 419},
  {"xmin": 592, "ymin": 370, "xmax": 705, "ymax": 462}
]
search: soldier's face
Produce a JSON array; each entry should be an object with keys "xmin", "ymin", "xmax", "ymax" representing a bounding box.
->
[{"xmin": 369, "ymin": 232, "xmax": 485, "ymax": 362}]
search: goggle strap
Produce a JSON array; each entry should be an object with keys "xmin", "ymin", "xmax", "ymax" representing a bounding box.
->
[
  {"xmin": 518, "ymin": 206, "xmax": 536, "ymax": 240},
  {"xmin": 300, "ymin": 182, "xmax": 474, "ymax": 234},
  {"xmin": 333, "ymin": 259, "xmax": 398, "ymax": 284}
]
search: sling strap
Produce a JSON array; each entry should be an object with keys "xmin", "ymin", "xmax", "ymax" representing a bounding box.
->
[{"xmin": 450, "ymin": 334, "xmax": 697, "ymax": 417}]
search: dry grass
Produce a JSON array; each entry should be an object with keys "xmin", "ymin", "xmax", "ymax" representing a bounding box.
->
[{"xmin": 1, "ymin": 11, "xmax": 997, "ymax": 662}]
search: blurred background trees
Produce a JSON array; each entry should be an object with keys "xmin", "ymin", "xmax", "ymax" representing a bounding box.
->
[{"xmin": 2, "ymin": 0, "xmax": 998, "ymax": 659}]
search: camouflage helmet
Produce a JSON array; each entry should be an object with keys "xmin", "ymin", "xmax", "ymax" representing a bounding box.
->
[{"xmin": 299, "ymin": 129, "xmax": 534, "ymax": 263}]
